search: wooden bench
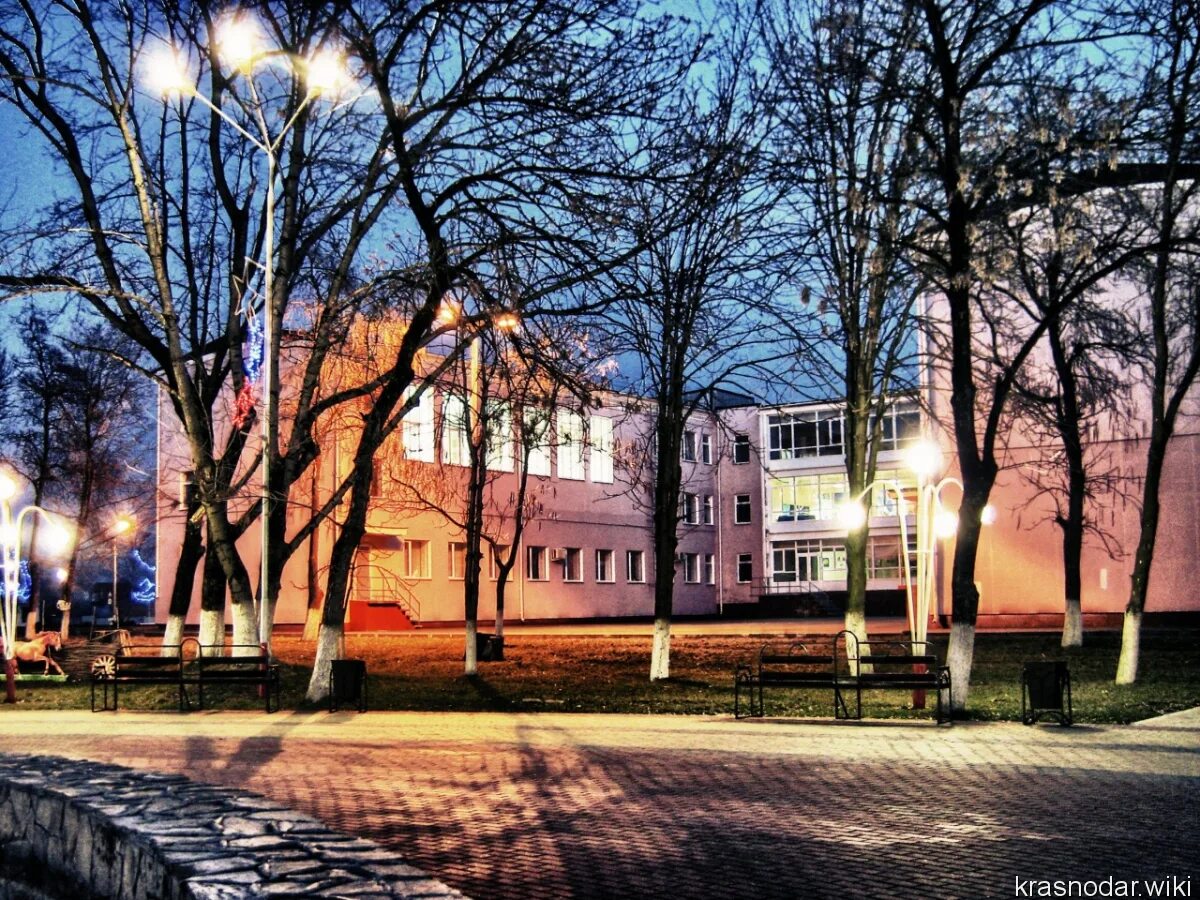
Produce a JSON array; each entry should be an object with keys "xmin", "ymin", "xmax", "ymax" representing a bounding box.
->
[
  {"xmin": 734, "ymin": 635, "xmax": 853, "ymax": 720},
  {"xmin": 734, "ymin": 631, "xmax": 951, "ymax": 724},
  {"xmin": 196, "ymin": 644, "xmax": 280, "ymax": 713},
  {"xmin": 91, "ymin": 644, "xmax": 189, "ymax": 712}
]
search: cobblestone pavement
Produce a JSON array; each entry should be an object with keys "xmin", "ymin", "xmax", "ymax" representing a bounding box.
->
[{"xmin": 1, "ymin": 710, "xmax": 1197, "ymax": 899}]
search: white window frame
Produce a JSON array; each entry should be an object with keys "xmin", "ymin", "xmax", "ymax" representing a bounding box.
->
[
  {"xmin": 485, "ymin": 400, "xmax": 514, "ymax": 472},
  {"xmin": 442, "ymin": 394, "xmax": 470, "ymax": 467},
  {"xmin": 402, "ymin": 386, "xmax": 435, "ymax": 462},
  {"xmin": 626, "ymin": 550, "xmax": 645, "ymax": 584},
  {"xmin": 563, "ymin": 547, "xmax": 583, "ymax": 582},
  {"xmin": 704, "ymin": 553, "xmax": 715, "ymax": 585},
  {"xmin": 402, "ymin": 539, "xmax": 431, "ymax": 580},
  {"xmin": 733, "ymin": 433, "xmax": 750, "ymax": 465},
  {"xmin": 734, "ymin": 494, "xmax": 752, "ymax": 524},
  {"xmin": 703, "ymin": 495, "xmax": 714, "ymax": 526},
  {"xmin": 590, "ymin": 415, "xmax": 614, "ymax": 484},
  {"xmin": 527, "ymin": 546, "xmax": 548, "ymax": 581},
  {"xmin": 595, "ymin": 549, "xmax": 614, "ymax": 583},
  {"xmin": 682, "ymin": 552, "xmax": 699, "ymax": 584},
  {"xmin": 523, "ymin": 408, "xmax": 552, "ymax": 477},
  {"xmin": 682, "ymin": 429, "xmax": 697, "ymax": 462},
  {"xmin": 557, "ymin": 410, "xmax": 585, "ymax": 480},
  {"xmin": 448, "ymin": 541, "xmax": 466, "ymax": 580},
  {"xmin": 681, "ymin": 492, "xmax": 699, "ymax": 525},
  {"xmin": 737, "ymin": 553, "xmax": 752, "ymax": 583},
  {"xmin": 700, "ymin": 432, "xmax": 712, "ymax": 464}
]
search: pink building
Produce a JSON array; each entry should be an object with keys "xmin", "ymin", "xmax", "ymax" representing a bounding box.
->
[{"xmin": 155, "ymin": 361, "xmax": 1200, "ymax": 629}]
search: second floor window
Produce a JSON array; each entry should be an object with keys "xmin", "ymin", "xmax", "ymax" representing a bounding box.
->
[
  {"xmin": 733, "ymin": 433, "xmax": 751, "ymax": 464},
  {"xmin": 735, "ymin": 494, "xmax": 752, "ymax": 524},
  {"xmin": 682, "ymin": 429, "xmax": 698, "ymax": 462},
  {"xmin": 627, "ymin": 550, "xmax": 645, "ymax": 583},
  {"xmin": 682, "ymin": 552, "xmax": 699, "ymax": 583},
  {"xmin": 737, "ymin": 553, "xmax": 752, "ymax": 583},
  {"xmin": 527, "ymin": 546, "xmax": 548, "ymax": 581},
  {"xmin": 563, "ymin": 547, "xmax": 583, "ymax": 582},
  {"xmin": 680, "ymin": 492, "xmax": 700, "ymax": 525}
]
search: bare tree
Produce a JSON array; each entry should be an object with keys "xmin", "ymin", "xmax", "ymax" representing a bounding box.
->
[
  {"xmin": 600, "ymin": 59, "xmax": 788, "ymax": 682},
  {"xmin": 761, "ymin": 0, "xmax": 925, "ymax": 656},
  {"xmin": 1114, "ymin": 0, "xmax": 1200, "ymax": 683}
]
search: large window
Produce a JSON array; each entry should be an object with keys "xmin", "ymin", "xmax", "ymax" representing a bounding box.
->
[
  {"xmin": 734, "ymin": 494, "xmax": 752, "ymax": 524},
  {"xmin": 681, "ymin": 552, "xmax": 699, "ymax": 583},
  {"xmin": 401, "ymin": 540, "xmax": 431, "ymax": 579},
  {"xmin": 682, "ymin": 429, "xmax": 697, "ymax": 462},
  {"xmin": 442, "ymin": 394, "xmax": 470, "ymax": 466},
  {"xmin": 737, "ymin": 553, "xmax": 752, "ymax": 583},
  {"xmin": 596, "ymin": 549, "xmax": 614, "ymax": 583},
  {"xmin": 768, "ymin": 410, "xmax": 842, "ymax": 460},
  {"xmin": 767, "ymin": 404, "xmax": 920, "ymax": 461},
  {"xmin": 402, "ymin": 387, "xmax": 435, "ymax": 462},
  {"xmin": 680, "ymin": 492, "xmax": 699, "ymax": 525},
  {"xmin": 563, "ymin": 547, "xmax": 583, "ymax": 582},
  {"xmin": 626, "ymin": 550, "xmax": 645, "ymax": 583},
  {"xmin": 733, "ymin": 434, "xmax": 751, "ymax": 464},
  {"xmin": 523, "ymin": 408, "xmax": 552, "ymax": 477},
  {"xmin": 485, "ymin": 401, "xmax": 513, "ymax": 472},
  {"xmin": 557, "ymin": 410, "xmax": 585, "ymax": 480},
  {"xmin": 448, "ymin": 542, "xmax": 466, "ymax": 580},
  {"xmin": 527, "ymin": 546, "xmax": 548, "ymax": 581},
  {"xmin": 769, "ymin": 536, "xmax": 913, "ymax": 583},
  {"xmin": 590, "ymin": 416, "xmax": 614, "ymax": 484},
  {"xmin": 768, "ymin": 471, "xmax": 917, "ymax": 523},
  {"xmin": 489, "ymin": 544, "xmax": 509, "ymax": 580}
]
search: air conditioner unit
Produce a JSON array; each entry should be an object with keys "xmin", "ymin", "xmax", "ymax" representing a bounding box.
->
[{"xmin": 550, "ymin": 548, "xmax": 567, "ymax": 562}]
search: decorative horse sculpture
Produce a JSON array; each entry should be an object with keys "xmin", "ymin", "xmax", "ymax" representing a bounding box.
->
[{"xmin": 11, "ymin": 631, "xmax": 65, "ymax": 676}]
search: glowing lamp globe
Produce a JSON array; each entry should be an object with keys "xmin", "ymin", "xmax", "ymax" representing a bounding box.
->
[
  {"xmin": 837, "ymin": 501, "xmax": 868, "ymax": 531},
  {"xmin": 934, "ymin": 509, "xmax": 959, "ymax": 539}
]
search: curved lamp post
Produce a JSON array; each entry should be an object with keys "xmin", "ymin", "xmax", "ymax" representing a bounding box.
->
[
  {"xmin": 147, "ymin": 17, "xmax": 350, "ymax": 655},
  {"xmin": 0, "ymin": 472, "xmax": 73, "ymax": 703},
  {"xmin": 904, "ymin": 441, "xmax": 995, "ymax": 647}
]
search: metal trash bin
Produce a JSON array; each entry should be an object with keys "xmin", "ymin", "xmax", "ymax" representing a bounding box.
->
[
  {"xmin": 475, "ymin": 632, "xmax": 503, "ymax": 662},
  {"xmin": 1021, "ymin": 660, "xmax": 1072, "ymax": 726},
  {"xmin": 329, "ymin": 659, "xmax": 367, "ymax": 713}
]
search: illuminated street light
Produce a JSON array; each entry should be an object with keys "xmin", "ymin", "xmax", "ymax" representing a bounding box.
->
[
  {"xmin": 148, "ymin": 27, "xmax": 351, "ymax": 656},
  {"xmin": 108, "ymin": 515, "xmax": 136, "ymax": 634}
]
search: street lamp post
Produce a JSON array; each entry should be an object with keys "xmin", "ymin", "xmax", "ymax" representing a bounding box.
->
[
  {"xmin": 148, "ymin": 20, "xmax": 349, "ymax": 656},
  {"xmin": 0, "ymin": 472, "xmax": 72, "ymax": 703},
  {"xmin": 110, "ymin": 516, "xmax": 135, "ymax": 633}
]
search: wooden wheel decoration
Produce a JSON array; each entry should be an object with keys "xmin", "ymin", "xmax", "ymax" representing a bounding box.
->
[{"xmin": 91, "ymin": 654, "xmax": 116, "ymax": 680}]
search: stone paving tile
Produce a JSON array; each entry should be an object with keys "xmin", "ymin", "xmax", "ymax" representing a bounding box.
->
[{"xmin": 0, "ymin": 712, "xmax": 1197, "ymax": 899}]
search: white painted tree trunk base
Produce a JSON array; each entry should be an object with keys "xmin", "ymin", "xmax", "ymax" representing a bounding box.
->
[
  {"xmin": 464, "ymin": 620, "xmax": 478, "ymax": 676},
  {"xmin": 649, "ymin": 617, "xmax": 671, "ymax": 681},
  {"xmin": 306, "ymin": 622, "xmax": 342, "ymax": 702},
  {"xmin": 230, "ymin": 602, "xmax": 257, "ymax": 653},
  {"xmin": 162, "ymin": 615, "xmax": 185, "ymax": 654},
  {"xmin": 199, "ymin": 609, "xmax": 224, "ymax": 651},
  {"xmin": 843, "ymin": 610, "xmax": 871, "ymax": 676},
  {"xmin": 1115, "ymin": 609, "xmax": 1142, "ymax": 684},
  {"xmin": 1061, "ymin": 598, "xmax": 1083, "ymax": 648},
  {"xmin": 947, "ymin": 621, "xmax": 975, "ymax": 713}
]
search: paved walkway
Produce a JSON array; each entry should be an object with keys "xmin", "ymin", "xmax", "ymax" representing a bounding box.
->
[{"xmin": 1, "ymin": 710, "xmax": 1197, "ymax": 899}]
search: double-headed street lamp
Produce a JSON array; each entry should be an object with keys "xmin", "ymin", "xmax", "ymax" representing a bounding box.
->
[
  {"xmin": 0, "ymin": 472, "xmax": 72, "ymax": 703},
  {"xmin": 147, "ymin": 17, "xmax": 350, "ymax": 654}
]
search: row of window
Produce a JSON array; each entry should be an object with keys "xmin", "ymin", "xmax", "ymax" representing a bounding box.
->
[
  {"xmin": 770, "ymin": 536, "xmax": 915, "ymax": 583},
  {"xmin": 357, "ymin": 539, "xmax": 737, "ymax": 587},
  {"xmin": 767, "ymin": 406, "xmax": 920, "ymax": 461},
  {"xmin": 767, "ymin": 470, "xmax": 918, "ymax": 523},
  {"xmin": 400, "ymin": 389, "xmax": 614, "ymax": 483}
]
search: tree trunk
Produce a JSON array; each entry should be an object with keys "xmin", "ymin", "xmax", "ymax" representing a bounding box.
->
[
  {"xmin": 948, "ymin": 485, "xmax": 990, "ymax": 712},
  {"xmin": 199, "ymin": 547, "xmax": 226, "ymax": 650},
  {"xmin": 650, "ymin": 615, "xmax": 671, "ymax": 681},
  {"xmin": 843, "ymin": 526, "xmax": 871, "ymax": 674},
  {"xmin": 1115, "ymin": 607, "xmax": 1141, "ymax": 685},
  {"xmin": 199, "ymin": 608, "xmax": 224, "ymax": 650},
  {"xmin": 311, "ymin": 619, "xmax": 342, "ymax": 700},
  {"xmin": 1061, "ymin": 599, "xmax": 1082, "ymax": 649},
  {"xmin": 162, "ymin": 614, "xmax": 185, "ymax": 651}
]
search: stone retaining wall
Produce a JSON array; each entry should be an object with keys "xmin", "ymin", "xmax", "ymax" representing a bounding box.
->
[{"xmin": 0, "ymin": 755, "xmax": 465, "ymax": 899}]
